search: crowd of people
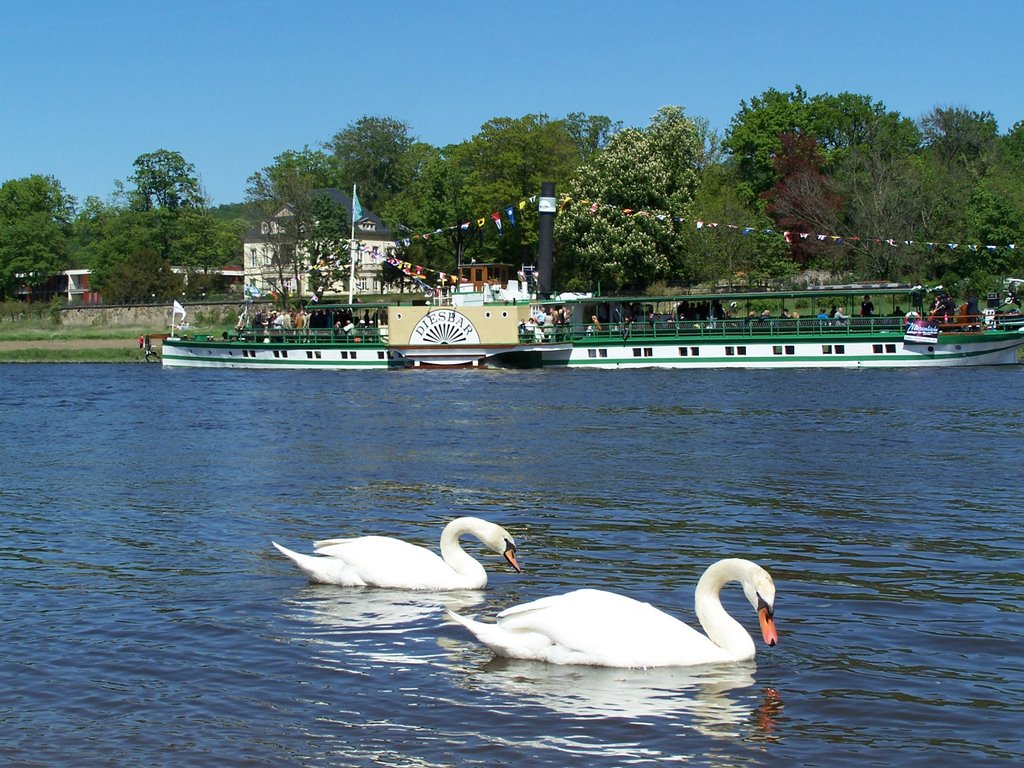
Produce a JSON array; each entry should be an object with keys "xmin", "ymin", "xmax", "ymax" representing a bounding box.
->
[{"xmin": 242, "ymin": 306, "xmax": 386, "ymax": 340}]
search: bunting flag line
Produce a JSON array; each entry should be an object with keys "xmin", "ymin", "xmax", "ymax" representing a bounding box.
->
[
  {"xmin": 560, "ymin": 196, "xmax": 1018, "ymax": 255},
  {"xmin": 394, "ymin": 196, "xmax": 539, "ymax": 249},
  {"xmin": 387, "ymin": 191, "xmax": 1018, "ymax": 262}
]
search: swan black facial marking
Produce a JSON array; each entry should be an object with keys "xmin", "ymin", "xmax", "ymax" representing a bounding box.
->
[
  {"xmin": 503, "ymin": 539, "xmax": 522, "ymax": 572},
  {"xmin": 756, "ymin": 593, "xmax": 774, "ymax": 618}
]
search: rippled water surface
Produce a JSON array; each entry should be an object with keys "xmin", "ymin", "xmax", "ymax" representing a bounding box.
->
[{"xmin": 1, "ymin": 364, "xmax": 1022, "ymax": 766}]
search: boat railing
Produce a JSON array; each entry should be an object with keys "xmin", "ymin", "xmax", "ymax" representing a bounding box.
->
[
  {"xmin": 231, "ymin": 326, "xmax": 387, "ymax": 344},
  {"xmin": 518, "ymin": 314, "xmax": 1006, "ymax": 343}
]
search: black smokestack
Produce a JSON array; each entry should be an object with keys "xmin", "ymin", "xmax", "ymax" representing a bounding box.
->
[{"xmin": 536, "ymin": 181, "xmax": 555, "ymax": 298}]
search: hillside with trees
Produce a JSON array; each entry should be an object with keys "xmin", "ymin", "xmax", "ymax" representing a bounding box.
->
[{"xmin": 2, "ymin": 86, "xmax": 1022, "ymax": 304}]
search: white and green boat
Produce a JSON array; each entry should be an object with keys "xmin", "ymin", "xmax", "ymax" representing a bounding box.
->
[{"xmin": 161, "ymin": 284, "xmax": 1024, "ymax": 370}]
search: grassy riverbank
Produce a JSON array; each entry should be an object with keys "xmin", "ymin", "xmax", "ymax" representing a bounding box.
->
[
  {"xmin": 1, "ymin": 322, "xmax": 194, "ymax": 363},
  {"xmin": 0, "ymin": 299, "xmax": 239, "ymax": 362},
  {"xmin": 0, "ymin": 343, "xmax": 152, "ymax": 363}
]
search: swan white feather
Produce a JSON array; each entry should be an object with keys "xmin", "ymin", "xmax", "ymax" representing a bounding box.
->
[
  {"xmin": 446, "ymin": 558, "xmax": 778, "ymax": 667},
  {"xmin": 272, "ymin": 516, "xmax": 521, "ymax": 590}
]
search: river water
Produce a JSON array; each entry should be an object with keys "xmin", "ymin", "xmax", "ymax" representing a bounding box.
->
[{"xmin": 1, "ymin": 364, "xmax": 1021, "ymax": 766}]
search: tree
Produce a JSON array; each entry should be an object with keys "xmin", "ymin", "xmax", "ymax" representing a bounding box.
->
[
  {"xmin": 127, "ymin": 149, "xmax": 219, "ymax": 266},
  {"xmin": 381, "ymin": 115, "xmax": 590, "ymax": 278},
  {"xmin": 0, "ymin": 175, "xmax": 75, "ymax": 299},
  {"xmin": 246, "ymin": 150, "xmax": 351, "ymax": 306},
  {"xmin": 724, "ymin": 86, "xmax": 810, "ymax": 202},
  {"xmin": 71, "ymin": 197, "xmax": 156, "ymax": 293},
  {"xmin": 381, "ymin": 142, "xmax": 478, "ymax": 282},
  {"xmin": 919, "ymin": 107, "xmax": 999, "ymax": 173},
  {"xmin": 761, "ymin": 131, "xmax": 844, "ymax": 269},
  {"xmin": 563, "ymin": 112, "xmax": 622, "ymax": 163},
  {"xmin": 453, "ymin": 114, "xmax": 580, "ymax": 266},
  {"xmin": 325, "ymin": 116, "xmax": 415, "ymax": 211},
  {"xmin": 129, "ymin": 149, "xmax": 204, "ymax": 212},
  {"xmin": 684, "ymin": 162, "xmax": 782, "ymax": 287},
  {"xmin": 554, "ymin": 107, "xmax": 703, "ymax": 293},
  {"xmin": 99, "ymin": 247, "xmax": 183, "ymax": 304}
]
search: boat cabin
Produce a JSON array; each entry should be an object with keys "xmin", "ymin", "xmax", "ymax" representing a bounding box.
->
[{"xmin": 459, "ymin": 263, "xmax": 516, "ymax": 291}]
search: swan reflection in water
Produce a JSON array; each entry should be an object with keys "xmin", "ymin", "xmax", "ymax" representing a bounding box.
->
[
  {"xmin": 282, "ymin": 586, "xmax": 487, "ymax": 670},
  {"xmin": 448, "ymin": 642, "xmax": 783, "ymax": 741}
]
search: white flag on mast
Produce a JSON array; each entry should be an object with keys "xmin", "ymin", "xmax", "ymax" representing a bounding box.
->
[{"xmin": 172, "ymin": 300, "xmax": 187, "ymax": 321}]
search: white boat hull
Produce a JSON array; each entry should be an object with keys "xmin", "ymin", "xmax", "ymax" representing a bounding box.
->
[{"xmin": 539, "ymin": 333, "xmax": 1024, "ymax": 369}]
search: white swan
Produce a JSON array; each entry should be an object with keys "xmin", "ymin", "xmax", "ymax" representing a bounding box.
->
[
  {"xmin": 446, "ymin": 558, "xmax": 778, "ymax": 667},
  {"xmin": 272, "ymin": 516, "xmax": 521, "ymax": 590}
]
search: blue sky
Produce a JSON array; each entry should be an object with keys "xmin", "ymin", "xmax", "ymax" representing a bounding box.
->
[{"xmin": 3, "ymin": 0, "xmax": 1022, "ymax": 207}]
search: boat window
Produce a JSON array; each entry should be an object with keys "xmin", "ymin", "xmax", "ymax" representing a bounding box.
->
[
  {"xmin": 773, "ymin": 345, "xmax": 783, "ymax": 355},
  {"xmin": 588, "ymin": 349, "xmax": 597, "ymax": 358},
  {"xmin": 835, "ymin": 345, "xmax": 845, "ymax": 354},
  {"xmin": 643, "ymin": 348, "xmax": 653, "ymax": 357},
  {"xmin": 886, "ymin": 344, "xmax": 896, "ymax": 353},
  {"xmin": 678, "ymin": 347, "xmax": 688, "ymax": 356}
]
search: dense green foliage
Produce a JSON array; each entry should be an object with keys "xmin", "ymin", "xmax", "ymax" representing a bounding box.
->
[{"xmin": 2, "ymin": 86, "xmax": 1023, "ymax": 303}]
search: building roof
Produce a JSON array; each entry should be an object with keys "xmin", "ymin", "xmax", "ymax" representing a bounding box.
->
[{"xmin": 243, "ymin": 187, "xmax": 391, "ymax": 243}]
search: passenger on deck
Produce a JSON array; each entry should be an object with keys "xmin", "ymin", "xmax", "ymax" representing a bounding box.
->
[
  {"xmin": 817, "ymin": 308, "xmax": 830, "ymax": 321},
  {"xmin": 833, "ymin": 306, "xmax": 848, "ymax": 323},
  {"xmin": 860, "ymin": 295, "xmax": 875, "ymax": 317}
]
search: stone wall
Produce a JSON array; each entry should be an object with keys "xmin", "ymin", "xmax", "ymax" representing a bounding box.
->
[{"xmin": 58, "ymin": 301, "xmax": 265, "ymax": 328}]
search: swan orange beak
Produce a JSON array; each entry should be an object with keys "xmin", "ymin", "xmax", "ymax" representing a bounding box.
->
[
  {"xmin": 758, "ymin": 606, "xmax": 778, "ymax": 646},
  {"xmin": 503, "ymin": 545, "xmax": 522, "ymax": 573}
]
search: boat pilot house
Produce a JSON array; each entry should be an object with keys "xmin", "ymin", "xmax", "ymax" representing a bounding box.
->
[{"xmin": 459, "ymin": 263, "xmax": 516, "ymax": 291}]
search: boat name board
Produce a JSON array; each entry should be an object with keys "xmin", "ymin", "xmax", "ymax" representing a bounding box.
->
[
  {"xmin": 904, "ymin": 320, "xmax": 940, "ymax": 344},
  {"xmin": 408, "ymin": 310, "xmax": 481, "ymax": 345}
]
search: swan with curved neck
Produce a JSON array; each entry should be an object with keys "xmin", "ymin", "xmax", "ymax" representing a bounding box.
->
[
  {"xmin": 447, "ymin": 558, "xmax": 778, "ymax": 667},
  {"xmin": 272, "ymin": 516, "xmax": 521, "ymax": 590}
]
